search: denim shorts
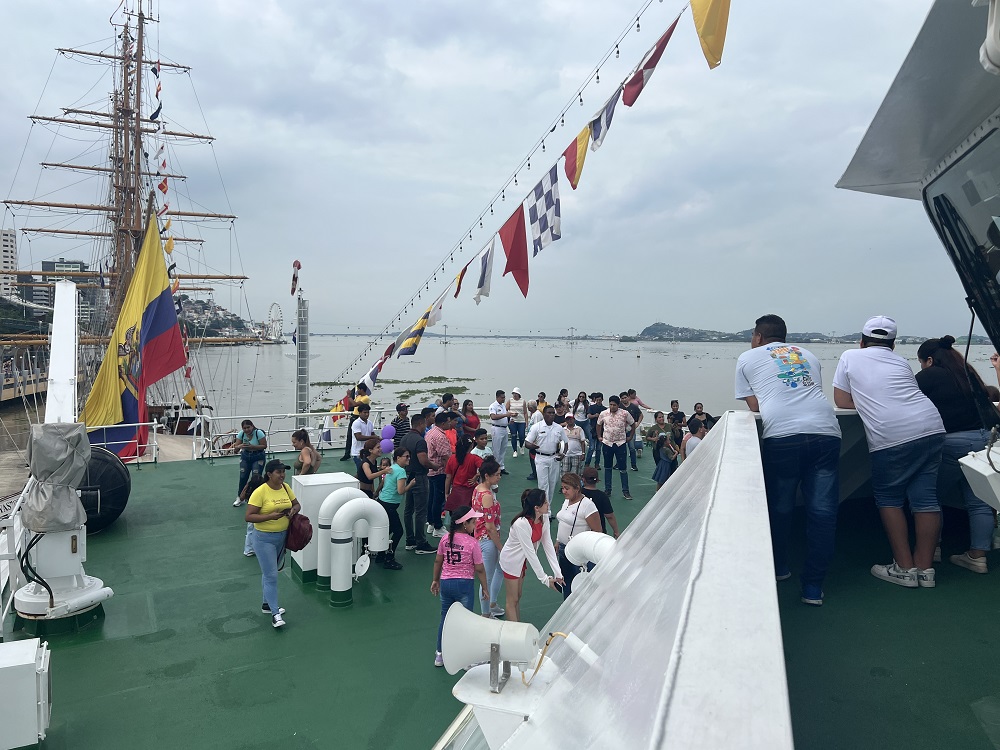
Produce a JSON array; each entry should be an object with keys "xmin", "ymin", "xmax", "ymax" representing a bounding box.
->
[{"xmin": 870, "ymin": 433, "xmax": 945, "ymax": 512}]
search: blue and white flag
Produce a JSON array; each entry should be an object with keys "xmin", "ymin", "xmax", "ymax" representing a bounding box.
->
[
  {"xmin": 473, "ymin": 238, "xmax": 495, "ymax": 305},
  {"xmin": 526, "ymin": 166, "xmax": 561, "ymax": 257},
  {"xmin": 590, "ymin": 88, "xmax": 621, "ymax": 152}
]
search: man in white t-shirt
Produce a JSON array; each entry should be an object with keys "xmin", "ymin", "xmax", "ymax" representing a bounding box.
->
[
  {"xmin": 350, "ymin": 403, "xmax": 377, "ymax": 475},
  {"xmin": 488, "ymin": 389, "xmax": 513, "ymax": 475},
  {"xmin": 735, "ymin": 314, "xmax": 842, "ymax": 606},
  {"xmin": 525, "ymin": 406, "xmax": 568, "ymax": 506},
  {"xmin": 833, "ymin": 315, "xmax": 945, "ymax": 589}
]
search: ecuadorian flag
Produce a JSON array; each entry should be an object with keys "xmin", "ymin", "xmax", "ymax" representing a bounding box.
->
[{"xmin": 82, "ymin": 212, "xmax": 187, "ymax": 458}]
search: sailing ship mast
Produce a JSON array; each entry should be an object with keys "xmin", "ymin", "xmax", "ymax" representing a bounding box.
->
[{"xmin": 1, "ymin": 6, "xmax": 240, "ymax": 340}]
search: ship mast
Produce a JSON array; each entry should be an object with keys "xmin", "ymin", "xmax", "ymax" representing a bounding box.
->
[{"xmin": 0, "ymin": 6, "xmax": 247, "ymax": 351}]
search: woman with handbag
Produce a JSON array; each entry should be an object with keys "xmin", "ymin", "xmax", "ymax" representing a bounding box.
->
[
  {"xmin": 246, "ymin": 459, "xmax": 300, "ymax": 628},
  {"xmin": 554, "ymin": 473, "xmax": 602, "ymax": 598}
]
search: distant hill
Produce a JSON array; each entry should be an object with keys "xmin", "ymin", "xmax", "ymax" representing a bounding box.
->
[{"xmin": 636, "ymin": 322, "xmax": 993, "ymax": 346}]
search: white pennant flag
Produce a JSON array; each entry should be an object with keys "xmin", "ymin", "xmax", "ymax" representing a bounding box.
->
[
  {"xmin": 473, "ymin": 237, "xmax": 495, "ymax": 305},
  {"xmin": 427, "ymin": 283, "xmax": 452, "ymax": 328}
]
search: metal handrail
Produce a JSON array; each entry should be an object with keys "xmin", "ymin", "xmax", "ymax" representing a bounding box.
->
[{"xmin": 0, "ymin": 484, "xmax": 30, "ymax": 642}]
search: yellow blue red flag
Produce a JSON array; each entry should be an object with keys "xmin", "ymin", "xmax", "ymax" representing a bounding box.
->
[{"xmin": 82, "ymin": 211, "xmax": 187, "ymax": 458}]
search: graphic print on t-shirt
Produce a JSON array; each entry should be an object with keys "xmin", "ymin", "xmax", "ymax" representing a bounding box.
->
[
  {"xmin": 444, "ymin": 545, "xmax": 463, "ymax": 566},
  {"xmin": 769, "ymin": 346, "xmax": 815, "ymax": 389}
]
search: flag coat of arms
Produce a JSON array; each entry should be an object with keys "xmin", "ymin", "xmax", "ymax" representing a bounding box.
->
[
  {"xmin": 81, "ymin": 212, "xmax": 187, "ymax": 459},
  {"xmin": 527, "ymin": 165, "xmax": 561, "ymax": 257}
]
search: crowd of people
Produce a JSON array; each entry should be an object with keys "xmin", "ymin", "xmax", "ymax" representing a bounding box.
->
[
  {"xmin": 234, "ymin": 315, "xmax": 1000, "ymax": 652},
  {"xmin": 230, "ymin": 384, "xmax": 699, "ymax": 649},
  {"xmin": 736, "ymin": 313, "xmax": 999, "ymax": 608}
]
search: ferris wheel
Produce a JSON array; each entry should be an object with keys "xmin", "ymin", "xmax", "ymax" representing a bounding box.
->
[{"xmin": 266, "ymin": 303, "xmax": 284, "ymax": 341}]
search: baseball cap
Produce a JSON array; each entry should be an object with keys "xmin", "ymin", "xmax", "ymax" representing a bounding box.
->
[
  {"xmin": 863, "ymin": 315, "xmax": 897, "ymax": 340},
  {"xmin": 512, "ymin": 387, "xmax": 521, "ymax": 395},
  {"xmin": 563, "ymin": 412, "xmax": 575, "ymax": 420},
  {"xmin": 264, "ymin": 459, "xmax": 291, "ymax": 475},
  {"xmin": 396, "ymin": 402, "xmax": 408, "ymax": 412}
]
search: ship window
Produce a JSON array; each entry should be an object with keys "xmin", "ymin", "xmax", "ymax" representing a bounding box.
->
[{"xmin": 924, "ymin": 128, "xmax": 1000, "ymax": 347}]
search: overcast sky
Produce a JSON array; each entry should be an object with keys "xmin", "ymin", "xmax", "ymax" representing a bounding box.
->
[{"xmin": 3, "ymin": 0, "xmax": 977, "ymax": 343}]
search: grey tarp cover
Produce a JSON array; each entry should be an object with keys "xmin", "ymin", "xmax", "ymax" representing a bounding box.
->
[{"xmin": 22, "ymin": 422, "xmax": 90, "ymax": 532}]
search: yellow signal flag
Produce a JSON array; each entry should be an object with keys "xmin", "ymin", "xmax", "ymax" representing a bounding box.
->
[
  {"xmin": 183, "ymin": 388, "xmax": 198, "ymax": 409},
  {"xmin": 691, "ymin": 0, "xmax": 731, "ymax": 69},
  {"xmin": 164, "ymin": 237, "xmax": 175, "ymax": 254}
]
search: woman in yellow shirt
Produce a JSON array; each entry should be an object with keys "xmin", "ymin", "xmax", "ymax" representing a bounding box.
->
[{"xmin": 246, "ymin": 459, "xmax": 301, "ymax": 628}]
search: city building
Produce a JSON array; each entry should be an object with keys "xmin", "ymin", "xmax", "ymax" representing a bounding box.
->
[
  {"xmin": 41, "ymin": 258, "xmax": 97, "ymax": 323},
  {"xmin": 0, "ymin": 230, "xmax": 16, "ymax": 297}
]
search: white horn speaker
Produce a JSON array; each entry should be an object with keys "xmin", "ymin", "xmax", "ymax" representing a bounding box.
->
[{"xmin": 441, "ymin": 603, "xmax": 539, "ymax": 675}]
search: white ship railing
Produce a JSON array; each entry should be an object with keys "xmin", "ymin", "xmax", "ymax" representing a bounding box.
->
[
  {"xmin": 438, "ymin": 410, "xmax": 793, "ymax": 749},
  {"xmin": 84, "ymin": 422, "xmax": 162, "ymax": 466}
]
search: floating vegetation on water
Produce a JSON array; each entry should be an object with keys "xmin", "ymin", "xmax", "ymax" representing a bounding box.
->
[
  {"xmin": 396, "ymin": 385, "xmax": 470, "ymax": 402},
  {"xmin": 311, "ymin": 375, "xmax": 475, "ymax": 387}
]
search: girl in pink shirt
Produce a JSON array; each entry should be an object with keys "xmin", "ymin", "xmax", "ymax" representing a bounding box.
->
[{"xmin": 430, "ymin": 506, "xmax": 491, "ymax": 667}]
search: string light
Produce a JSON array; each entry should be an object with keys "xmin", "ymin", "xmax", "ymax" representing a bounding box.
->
[{"xmin": 311, "ymin": 0, "xmax": 669, "ymax": 408}]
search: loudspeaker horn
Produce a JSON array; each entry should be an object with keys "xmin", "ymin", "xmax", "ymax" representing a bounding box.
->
[{"xmin": 441, "ymin": 603, "xmax": 539, "ymax": 675}]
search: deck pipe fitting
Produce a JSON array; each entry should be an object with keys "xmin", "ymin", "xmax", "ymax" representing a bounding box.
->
[
  {"xmin": 316, "ymin": 487, "xmax": 370, "ymax": 590},
  {"xmin": 330, "ymin": 498, "xmax": 389, "ymax": 608},
  {"xmin": 565, "ymin": 531, "xmax": 616, "ymax": 567}
]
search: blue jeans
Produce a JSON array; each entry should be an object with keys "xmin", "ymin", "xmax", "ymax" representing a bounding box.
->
[
  {"xmin": 871, "ymin": 433, "xmax": 945, "ymax": 512},
  {"xmin": 509, "ymin": 422, "xmax": 526, "ymax": 452},
  {"xmin": 939, "ymin": 429, "xmax": 994, "ymax": 551},
  {"xmin": 761, "ymin": 434, "xmax": 841, "ymax": 588},
  {"xmin": 428, "ymin": 475, "xmax": 446, "ymax": 530},
  {"xmin": 586, "ymin": 424, "xmax": 600, "ymax": 466},
  {"xmin": 438, "ymin": 578, "xmax": 474, "ymax": 651},
  {"xmin": 238, "ymin": 450, "xmax": 265, "ymax": 496},
  {"xmin": 243, "ymin": 523, "xmax": 254, "ymax": 555},
  {"xmin": 602, "ymin": 443, "xmax": 629, "ymax": 494},
  {"xmin": 626, "ymin": 437, "xmax": 638, "ymax": 469},
  {"xmin": 251, "ymin": 528, "xmax": 287, "ymax": 614},
  {"xmin": 479, "ymin": 537, "xmax": 503, "ymax": 612}
]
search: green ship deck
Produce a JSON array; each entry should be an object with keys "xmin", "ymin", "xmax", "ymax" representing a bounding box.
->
[{"xmin": 3, "ymin": 451, "xmax": 999, "ymax": 749}]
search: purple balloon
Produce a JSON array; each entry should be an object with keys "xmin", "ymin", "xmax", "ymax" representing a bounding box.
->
[
  {"xmin": 380, "ymin": 424, "xmax": 396, "ymax": 440},
  {"xmin": 380, "ymin": 438, "xmax": 394, "ymax": 454}
]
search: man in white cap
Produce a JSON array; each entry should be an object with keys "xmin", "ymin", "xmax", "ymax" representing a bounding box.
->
[
  {"xmin": 525, "ymin": 405, "xmax": 567, "ymax": 505},
  {"xmin": 506, "ymin": 387, "xmax": 528, "ymax": 457},
  {"xmin": 833, "ymin": 315, "xmax": 946, "ymax": 589}
]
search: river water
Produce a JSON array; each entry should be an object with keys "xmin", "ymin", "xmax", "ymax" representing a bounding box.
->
[
  {"xmin": 2, "ymin": 338, "xmax": 998, "ymax": 444},
  {"xmin": 189, "ymin": 337, "xmax": 1000, "ymax": 420}
]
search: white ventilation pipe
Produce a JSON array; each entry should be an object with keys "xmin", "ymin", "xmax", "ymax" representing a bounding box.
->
[
  {"xmin": 565, "ymin": 531, "xmax": 616, "ymax": 567},
  {"xmin": 316, "ymin": 487, "xmax": 370, "ymax": 590},
  {"xmin": 330, "ymin": 498, "xmax": 389, "ymax": 608}
]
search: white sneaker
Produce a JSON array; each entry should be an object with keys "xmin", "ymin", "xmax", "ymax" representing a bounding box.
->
[
  {"xmin": 272, "ymin": 613, "xmax": 286, "ymax": 628},
  {"xmin": 917, "ymin": 567, "xmax": 936, "ymax": 588},
  {"xmin": 870, "ymin": 561, "xmax": 918, "ymax": 588},
  {"xmin": 434, "ymin": 651, "xmax": 444, "ymax": 667},
  {"xmin": 233, "ymin": 497, "xmax": 244, "ymax": 507},
  {"xmin": 433, "ymin": 528, "xmax": 446, "ymax": 538},
  {"xmin": 426, "ymin": 523, "xmax": 434, "ymax": 535},
  {"xmin": 513, "ymin": 450, "xmax": 518, "ymax": 458},
  {"xmin": 950, "ymin": 551, "xmax": 988, "ymax": 574}
]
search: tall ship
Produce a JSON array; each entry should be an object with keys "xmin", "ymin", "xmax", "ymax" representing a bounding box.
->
[{"xmin": 0, "ymin": 2, "xmax": 256, "ymax": 430}]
